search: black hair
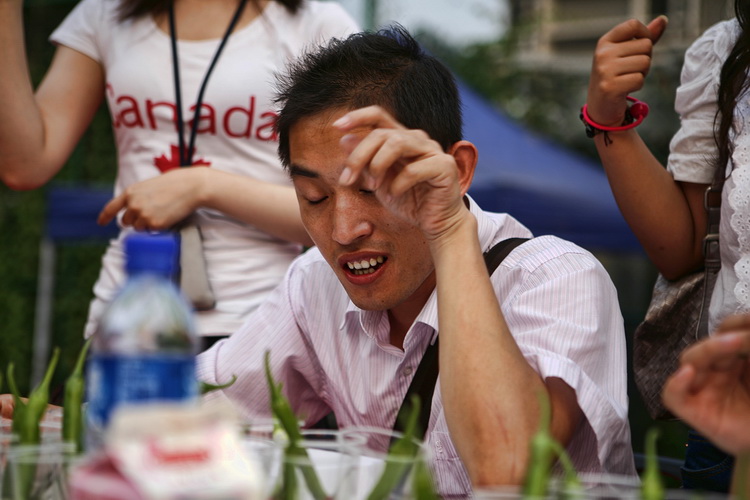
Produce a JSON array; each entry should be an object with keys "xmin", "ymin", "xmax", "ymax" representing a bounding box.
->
[
  {"xmin": 715, "ymin": 0, "xmax": 750, "ymax": 172},
  {"xmin": 274, "ymin": 24, "xmax": 463, "ymax": 169},
  {"xmin": 117, "ymin": 0, "xmax": 302, "ymax": 22}
]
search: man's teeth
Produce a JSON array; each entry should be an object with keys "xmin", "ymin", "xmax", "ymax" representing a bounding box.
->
[{"xmin": 346, "ymin": 256, "xmax": 385, "ymax": 275}]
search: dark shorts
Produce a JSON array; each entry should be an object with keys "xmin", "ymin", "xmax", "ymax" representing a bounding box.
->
[{"xmin": 681, "ymin": 429, "xmax": 735, "ymax": 493}]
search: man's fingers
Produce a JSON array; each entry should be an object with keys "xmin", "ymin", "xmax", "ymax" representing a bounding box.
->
[
  {"xmin": 340, "ymin": 128, "xmax": 438, "ymax": 187},
  {"xmin": 333, "ymin": 105, "xmax": 404, "ymax": 133}
]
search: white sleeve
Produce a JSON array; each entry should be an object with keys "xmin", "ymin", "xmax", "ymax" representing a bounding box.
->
[
  {"xmin": 48, "ymin": 0, "xmax": 117, "ymax": 63},
  {"xmin": 498, "ymin": 236, "xmax": 634, "ymax": 475},
  {"xmin": 667, "ymin": 19, "xmax": 740, "ymax": 184}
]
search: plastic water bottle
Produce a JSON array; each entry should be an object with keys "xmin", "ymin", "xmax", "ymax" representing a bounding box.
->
[{"xmin": 85, "ymin": 232, "xmax": 198, "ymax": 450}]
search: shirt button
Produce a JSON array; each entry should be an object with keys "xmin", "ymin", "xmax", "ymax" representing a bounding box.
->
[{"xmin": 403, "ymin": 367, "xmax": 413, "ymax": 376}]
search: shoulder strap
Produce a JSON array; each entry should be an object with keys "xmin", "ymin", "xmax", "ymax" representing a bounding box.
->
[
  {"xmin": 484, "ymin": 237, "xmax": 530, "ymax": 275},
  {"xmin": 695, "ymin": 160, "xmax": 726, "ymax": 339},
  {"xmin": 392, "ymin": 237, "xmax": 530, "ymax": 441},
  {"xmin": 703, "ymin": 159, "xmax": 725, "ymax": 274}
]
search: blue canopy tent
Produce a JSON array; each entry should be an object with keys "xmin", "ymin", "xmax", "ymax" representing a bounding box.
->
[{"xmin": 460, "ymin": 81, "xmax": 641, "ymax": 254}]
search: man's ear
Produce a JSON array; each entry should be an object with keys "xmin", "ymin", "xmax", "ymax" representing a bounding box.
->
[{"xmin": 448, "ymin": 140, "xmax": 477, "ymax": 196}]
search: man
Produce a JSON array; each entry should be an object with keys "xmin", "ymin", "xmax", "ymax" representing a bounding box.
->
[{"xmin": 197, "ymin": 26, "xmax": 635, "ymax": 495}]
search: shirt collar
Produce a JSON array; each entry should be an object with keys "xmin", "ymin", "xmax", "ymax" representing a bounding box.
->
[
  {"xmin": 336, "ymin": 196, "xmax": 501, "ymax": 346},
  {"xmin": 467, "ymin": 194, "xmax": 500, "ymax": 253}
]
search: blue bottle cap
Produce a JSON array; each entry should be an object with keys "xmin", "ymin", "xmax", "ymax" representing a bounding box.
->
[{"xmin": 125, "ymin": 232, "xmax": 179, "ymax": 277}]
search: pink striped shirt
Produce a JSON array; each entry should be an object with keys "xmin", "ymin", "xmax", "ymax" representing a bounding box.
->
[{"xmin": 197, "ymin": 197, "xmax": 636, "ymax": 497}]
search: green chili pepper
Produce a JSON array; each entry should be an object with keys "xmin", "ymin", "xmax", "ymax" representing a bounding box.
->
[
  {"xmin": 367, "ymin": 394, "xmax": 422, "ymax": 500},
  {"xmin": 7, "ymin": 347, "xmax": 60, "ymax": 446},
  {"xmin": 411, "ymin": 455, "xmax": 440, "ymax": 500},
  {"xmin": 640, "ymin": 427, "xmax": 665, "ymax": 500},
  {"xmin": 264, "ymin": 350, "xmax": 327, "ymax": 500},
  {"xmin": 199, "ymin": 374, "xmax": 238, "ymax": 395},
  {"xmin": 62, "ymin": 338, "xmax": 91, "ymax": 453},
  {"xmin": 522, "ymin": 389, "xmax": 557, "ymax": 499},
  {"xmin": 4, "ymin": 348, "xmax": 60, "ymax": 500}
]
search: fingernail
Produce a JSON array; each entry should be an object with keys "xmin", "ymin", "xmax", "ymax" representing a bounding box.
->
[
  {"xmin": 339, "ymin": 167, "xmax": 353, "ymax": 185},
  {"xmin": 332, "ymin": 115, "xmax": 350, "ymax": 128},
  {"xmin": 718, "ymin": 332, "xmax": 744, "ymax": 344}
]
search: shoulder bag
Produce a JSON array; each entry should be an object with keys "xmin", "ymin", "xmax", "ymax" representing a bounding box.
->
[{"xmin": 633, "ymin": 164, "xmax": 724, "ymax": 420}]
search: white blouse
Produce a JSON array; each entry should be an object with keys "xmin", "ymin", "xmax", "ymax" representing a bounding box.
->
[{"xmin": 666, "ymin": 18, "xmax": 750, "ymax": 333}]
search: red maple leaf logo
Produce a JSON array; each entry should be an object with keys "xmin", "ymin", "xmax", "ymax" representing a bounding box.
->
[{"xmin": 154, "ymin": 145, "xmax": 211, "ymax": 173}]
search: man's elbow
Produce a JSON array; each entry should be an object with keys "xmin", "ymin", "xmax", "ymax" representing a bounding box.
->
[{"xmin": 464, "ymin": 439, "xmax": 530, "ymax": 488}]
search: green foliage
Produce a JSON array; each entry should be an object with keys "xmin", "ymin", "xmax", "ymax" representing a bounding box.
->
[
  {"xmin": 63, "ymin": 338, "xmax": 92, "ymax": 452},
  {"xmin": 199, "ymin": 374, "xmax": 238, "ymax": 395},
  {"xmin": 264, "ymin": 351, "xmax": 327, "ymax": 500},
  {"xmin": 641, "ymin": 428, "xmax": 666, "ymax": 500}
]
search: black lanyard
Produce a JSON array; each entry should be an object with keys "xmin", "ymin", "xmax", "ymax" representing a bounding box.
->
[{"xmin": 168, "ymin": 0, "xmax": 249, "ymax": 166}]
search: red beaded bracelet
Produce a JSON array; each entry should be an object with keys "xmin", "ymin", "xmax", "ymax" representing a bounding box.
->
[{"xmin": 580, "ymin": 96, "xmax": 649, "ymax": 145}]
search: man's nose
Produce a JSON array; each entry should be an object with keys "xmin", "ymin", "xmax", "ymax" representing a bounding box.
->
[{"xmin": 331, "ymin": 196, "xmax": 373, "ymax": 245}]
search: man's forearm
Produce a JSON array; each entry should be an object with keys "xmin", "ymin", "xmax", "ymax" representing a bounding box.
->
[{"xmin": 431, "ymin": 213, "xmax": 545, "ymax": 486}]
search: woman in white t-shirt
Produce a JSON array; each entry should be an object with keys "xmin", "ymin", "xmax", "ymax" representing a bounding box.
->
[
  {"xmin": 584, "ymin": 4, "xmax": 750, "ymax": 493},
  {"xmin": 0, "ymin": 0, "xmax": 359, "ymax": 349}
]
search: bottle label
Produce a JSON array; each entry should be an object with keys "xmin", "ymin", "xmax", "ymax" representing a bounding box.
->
[{"xmin": 87, "ymin": 354, "xmax": 197, "ymax": 431}]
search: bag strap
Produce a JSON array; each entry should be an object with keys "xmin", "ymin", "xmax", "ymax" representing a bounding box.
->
[
  {"xmin": 483, "ymin": 237, "xmax": 531, "ymax": 275},
  {"xmin": 695, "ymin": 161, "xmax": 726, "ymax": 339},
  {"xmin": 392, "ymin": 237, "xmax": 530, "ymax": 441}
]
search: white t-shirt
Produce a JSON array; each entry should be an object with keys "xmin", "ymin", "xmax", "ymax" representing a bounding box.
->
[
  {"xmin": 666, "ymin": 18, "xmax": 750, "ymax": 334},
  {"xmin": 50, "ymin": 0, "xmax": 359, "ymax": 337}
]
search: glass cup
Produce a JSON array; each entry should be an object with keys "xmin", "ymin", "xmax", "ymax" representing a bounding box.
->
[
  {"xmin": 4, "ymin": 441, "xmax": 78, "ymax": 500},
  {"xmin": 241, "ymin": 415, "xmax": 306, "ymax": 441},
  {"xmin": 471, "ymin": 484, "xmax": 537, "ymax": 499},
  {"xmin": 274, "ymin": 429, "xmax": 363, "ymax": 500},
  {"xmin": 472, "ymin": 474, "xmax": 641, "ymax": 500},
  {"xmin": 1, "ymin": 413, "xmax": 64, "ymax": 491},
  {"xmin": 241, "ymin": 435, "xmax": 284, "ymax": 498},
  {"xmin": 0, "ymin": 419, "xmax": 19, "ymax": 489},
  {"xmin": 340, "ymin": 426, "xmax": 434, "ymax": 500}
]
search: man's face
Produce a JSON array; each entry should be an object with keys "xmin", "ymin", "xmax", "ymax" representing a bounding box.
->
[{"xmin": 288, "ymin": 109, "xmax": 436, "ymax": 318}]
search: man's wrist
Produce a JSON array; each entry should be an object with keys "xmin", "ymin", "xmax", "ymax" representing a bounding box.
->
[{"xmin": 429, "ymin": 209, "xmax": 478, "ymax": 260}]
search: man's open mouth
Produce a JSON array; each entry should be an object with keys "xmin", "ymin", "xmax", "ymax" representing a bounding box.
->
[{"xmin": 345, "ymin": 256, "xmax": 387, "ymax": 275}]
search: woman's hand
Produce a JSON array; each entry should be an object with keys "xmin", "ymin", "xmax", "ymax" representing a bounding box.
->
[
  {"xmin": 663, "ymin": 314, "xmax": 750, "ymax": 456},
  {"xmin": 98, "ymin": 166, "xmax": 209, "ymax": 231},
  {"xmin": 586, "ymin": 16, "xmax": 667, "ymax": 127}
]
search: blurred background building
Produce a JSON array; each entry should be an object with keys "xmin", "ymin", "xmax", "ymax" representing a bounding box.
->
[{"xmin": 510, "ymin": 0, "xmax": 734, "ymax": 71}]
